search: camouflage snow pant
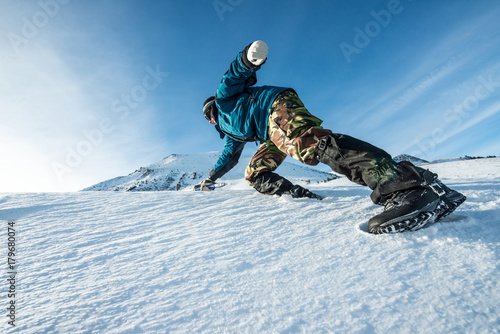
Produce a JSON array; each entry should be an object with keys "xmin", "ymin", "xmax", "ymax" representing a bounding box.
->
[{"xmin": 245, "ymin": 90, "xmax": 332, "ymax": 185}]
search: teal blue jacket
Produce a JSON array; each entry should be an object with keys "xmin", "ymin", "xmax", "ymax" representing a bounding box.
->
[{"xmin": 211, "ymin": 51, "xmax": 290, "ymax": 177}]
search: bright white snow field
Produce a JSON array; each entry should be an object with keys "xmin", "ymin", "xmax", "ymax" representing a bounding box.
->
[{"xmin": 1, "ymin": 158, "xmax": 499, "ymax": 333}]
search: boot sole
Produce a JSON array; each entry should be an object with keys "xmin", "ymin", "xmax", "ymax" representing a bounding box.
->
[
  {"xmin": 435, "ymin": 195, "xmax": 467, "ymax": 221},
  {"xmin": 370, "ymin": 210, "xmax": 438, "ymax": 234},
  {"xmin": 369, "ymin": 195, "xmax": 466, "ymax": 234},
  {"xmin": 369, "ymin": 197, "xmax": 440, "ymax": 234}
]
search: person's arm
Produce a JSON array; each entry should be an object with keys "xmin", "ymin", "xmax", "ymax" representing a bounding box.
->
[
  {"xmin": 216, "ymin": 40, "xmax": 268, "ymax": 99},
  {"xmin": 210, "ymin": 137, "xmax": 246, "ymax": 181},
  {"xmin": 198, "ymin": 137, "xmax": 246, "ymax": 191}
]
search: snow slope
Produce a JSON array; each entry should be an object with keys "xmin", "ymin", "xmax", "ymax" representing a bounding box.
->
[
  {"xmin": 1, "ymin": 158, "xmax": 499, "ymax": 333},
  {"xmin": 82, "ymin": 152, "xmax": 337, "ymax": 192}
]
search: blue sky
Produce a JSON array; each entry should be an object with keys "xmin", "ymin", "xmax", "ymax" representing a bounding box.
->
[{"xmin": 1, "ymin": 0, "xmax": 499, "ymax": 192}]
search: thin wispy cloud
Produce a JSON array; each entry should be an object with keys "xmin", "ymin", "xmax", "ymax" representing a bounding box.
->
[
  {"xmin": 358, "ymin": 8, "xmax": 498, "ymax": 127},
  {"xmin": 336, "ymin": 5, "xmax": 500, "ymax": 160},
  {"xmin": 0, "ymin": 3, "xmax": 167, "ymax": 191},
  {"xmin": 357, "ymin": 55, "xmax": 471, "ymax": 131},
  {"xmin": 399, "ymin": 55, "xmax": 500, "ymax": 157}
]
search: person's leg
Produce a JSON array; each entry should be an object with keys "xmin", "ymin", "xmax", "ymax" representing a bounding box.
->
[
  {"xmin": 245, "ymin": 141, "xmax": 287, "ymax": 186},
  {"xmin": 267, "ymin": 91, "xmax": 465, "ymax": 233},
  {"xmin": 267, "ymin": 90, "xmax": 332, "ymax": 165},
  {"xmin": 315, "ymin": 134, "xmax": 466, "ymax": 233},
  {"xmin": 244, "ymin": 138, "xmax": 322, "ymax": 199},
  {"xmin": 267, "ymin": 91, "xmax": 407, "ymax": 200},
  {"xmin": 314, "ymin": 134, "xmax": 419, "ymax": 204}
]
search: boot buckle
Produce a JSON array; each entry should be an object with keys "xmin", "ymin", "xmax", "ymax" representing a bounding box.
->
[
  {"xmin": 317, "ymin": 137, "xmax": 328, "ymax": 152},
  {"xmin": 428, "ymin": 182, "xmax": 446, "ymax": 196}
]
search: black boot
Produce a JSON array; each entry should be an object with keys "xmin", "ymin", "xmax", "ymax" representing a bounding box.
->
[
  {"xmin": 315, "ymin": 134, "xmax": 465, "ymax": 234},
  {"xmin": 368, "ymin": 168, "xmax": 442, "ymax": 234},
  {"xmin": 368, "ymin": 186, "xmax": 441, "ymax": 234},
  {"xmin": 368, "ymin": 171, "xmax": 466, "ymax": 234}
]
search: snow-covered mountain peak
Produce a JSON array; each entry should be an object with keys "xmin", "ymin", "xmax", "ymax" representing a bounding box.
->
[
  {"xmin": 393, "ymin": 154, "xmax": 429, "ymax": 165},
  {"xmin": 82, "ymin": 152, "xmax": 336, "ymax": 192}
]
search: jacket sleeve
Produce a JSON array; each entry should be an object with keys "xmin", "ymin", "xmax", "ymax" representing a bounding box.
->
[
  {"xmin": 216, "ymin": 47, "xmax": 261, "ymax": 99},
  {"xmin": 209, "ymin": 136, "xmax": 246, "ymax": 181}
]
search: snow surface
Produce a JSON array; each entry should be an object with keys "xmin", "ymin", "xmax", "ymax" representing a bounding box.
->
[{"xmin": 1, "ymin": 158, "xmax": 499, "ymax": 333}]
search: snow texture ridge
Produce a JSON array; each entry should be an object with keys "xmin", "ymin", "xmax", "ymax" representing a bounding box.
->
[{"xmin": 0, "ymin": 158, "xmax": 499, "ymax": 333}]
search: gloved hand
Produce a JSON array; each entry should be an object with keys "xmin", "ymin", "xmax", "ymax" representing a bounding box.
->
[
  {"xmin": 246, "ymin": 40, "xmax": 268, "ymax": 66},
  {"xmin": 199, "ymin": 178, "xmax": 215, "ymax": 191},
  {"xmin": 290, "ymin": 184, "xmax": 324, "ymax": 200}
]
